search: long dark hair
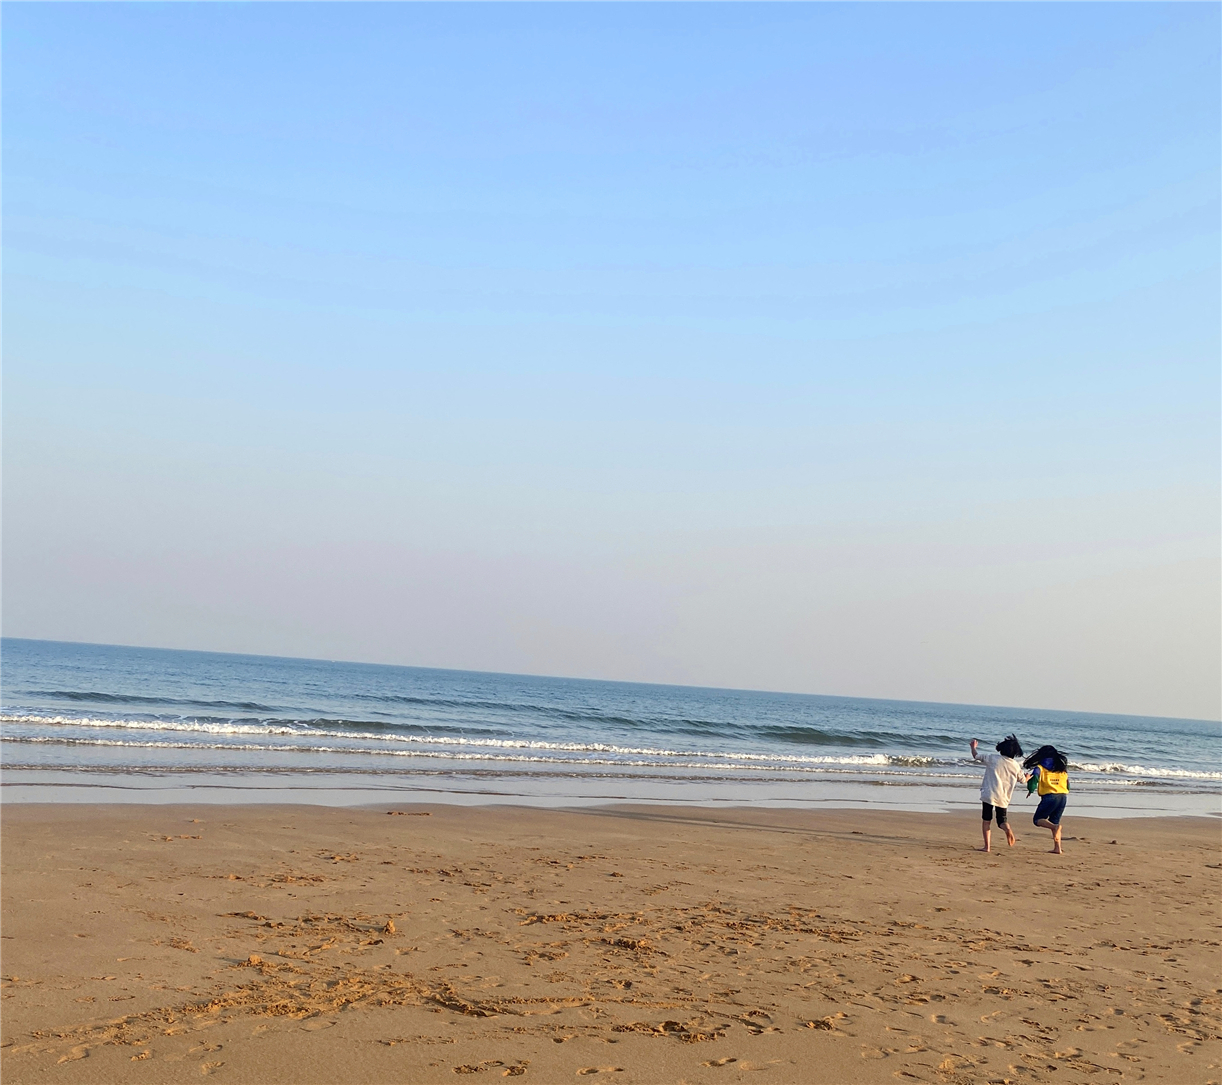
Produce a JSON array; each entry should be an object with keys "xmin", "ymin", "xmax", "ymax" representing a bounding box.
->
[{"xmin": 1023, "ymin": 745, "xmax": 1068, "ymax": 773}]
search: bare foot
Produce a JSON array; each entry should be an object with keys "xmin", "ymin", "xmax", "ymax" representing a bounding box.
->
[
  {"xmin": 979, "ymin": 846, "xmax": 991, "ymax": 852},
  {"xmin": 1006, "ymin": 834, "xmax": 1018, "ymax": 847},
  {"xmin": 1051, "ymin": 846, "xmax": 1063, "ymax": 854}
]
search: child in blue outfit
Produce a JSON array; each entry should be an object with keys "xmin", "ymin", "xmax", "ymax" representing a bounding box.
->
[{"xmin": 1023, "ymin": 745, "xmax": 1070, "ymax": 854}]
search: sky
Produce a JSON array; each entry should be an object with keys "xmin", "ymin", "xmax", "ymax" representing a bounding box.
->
[{"xmin": 3, "ymin": 4, "xmax": 1219, "ymax": 721}]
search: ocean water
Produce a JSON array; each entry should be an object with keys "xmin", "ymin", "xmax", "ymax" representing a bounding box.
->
[{"xmin": 2, "ymin": 639, "xmax": 1219, "ymax": 816}]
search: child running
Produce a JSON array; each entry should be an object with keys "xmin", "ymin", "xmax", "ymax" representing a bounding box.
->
[
  {"xmin": 1024, "ymin": 745, "xmax": 1070, "ymax": 854},
  {"xmin": 970, "ymin": 734, "xmax": 1026, "ymax": 852}
]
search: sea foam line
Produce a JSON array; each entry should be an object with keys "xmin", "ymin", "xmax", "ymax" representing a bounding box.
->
[
  {"xmin": 4, "ymin": 714, "xmax": 1219, "ymax": 781},
  {"xmin": 1071, "ymin": 760, "xmax": 1222, "ymax": 780},
  {"xmin": 0, "ymin": 734, "xmax": 936, "ymax": 774},
  {"xmin": 0, "ymin": 714, "xmax": 923, "ymax": 767}
]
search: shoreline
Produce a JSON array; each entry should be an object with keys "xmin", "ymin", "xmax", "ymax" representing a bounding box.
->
[
  {"xmin": 3, "ymin": 802, "xmax": 1219, "ymax": 1083},
  {"xmin": 3, "ymin": 766, "xmax": 1219, "ymax": 818}
]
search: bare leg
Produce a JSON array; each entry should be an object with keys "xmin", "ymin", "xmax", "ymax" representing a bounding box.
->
[
  {"xmin": 980, "ymin": 820, "xmax": 991, "ymax": 852},
  {"xmin": 1035, "ymin": 818, "xmax": 1062, "ymax": 854},
  {"xmin": 1003, "ymin": 819, "xmax": 1017, "ymax": 847}
]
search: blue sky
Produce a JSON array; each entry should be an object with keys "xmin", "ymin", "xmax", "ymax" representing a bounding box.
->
[{"xmin": 4, "ymin": 4, "xmax": 1219, "ymax": 718}]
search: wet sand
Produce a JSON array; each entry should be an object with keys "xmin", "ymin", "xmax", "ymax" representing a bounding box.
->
[{"xmin": 1, "ymin": 803, "xmax": 1219, "ymax": 1084}]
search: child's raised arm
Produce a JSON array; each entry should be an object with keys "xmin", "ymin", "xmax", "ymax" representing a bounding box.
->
[{"xmin": 970, "ymin": 738, "xmax": 982, "ymax": 762}]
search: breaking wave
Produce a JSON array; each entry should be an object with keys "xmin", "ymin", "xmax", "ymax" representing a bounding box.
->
[{"xmin": 0, "ymin": 714, "xmax": 935, "ymax": 769}]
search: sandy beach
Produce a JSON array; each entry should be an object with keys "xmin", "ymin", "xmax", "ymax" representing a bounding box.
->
[{"xmin": 1, "ymin": 803, "xmax": 1218, "ymax": 1084}]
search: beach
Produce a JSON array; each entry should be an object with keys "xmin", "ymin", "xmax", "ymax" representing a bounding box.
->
[{"xmin": 2, "ymin": 803, "xmax": 1218, "ymax": 1084}]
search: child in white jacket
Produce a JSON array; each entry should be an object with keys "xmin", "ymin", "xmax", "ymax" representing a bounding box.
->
[{"xmin": 970, "ymin": 734, "xmax": 1027, "ymax": 852}]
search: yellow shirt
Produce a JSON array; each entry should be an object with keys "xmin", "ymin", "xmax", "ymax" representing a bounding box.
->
[{"xmin": 1036, "ymin": 769, "xmax": 1069, "ymax": 795}]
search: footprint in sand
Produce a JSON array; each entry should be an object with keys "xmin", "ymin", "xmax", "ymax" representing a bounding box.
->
[
  {"xmin": 804, "ymin": 1013, "xmax": 846, "ymax": 1031},
  {"xmin": 860, "ymin": 1045, "xmax": 894, "ymax": 1060},
  {"xmin": 57, "ymin": 1045, "xmax": 90, "ymax": 1064},
  {"xmin": 702, "ymin": 1057, "xmax": 738, "ymax": 1067},
  {"xmin": 576, "ymin": 1068, "xmax": 624, "ymax": 1076},
  {"xmin": 300, "ymin": 1019, "xmax": 336, "ymax": 1031}
]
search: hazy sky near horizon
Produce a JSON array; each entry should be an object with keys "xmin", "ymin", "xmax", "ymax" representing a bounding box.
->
[{"xmin": 4, "ymin": 4, "xmax": 1219, "ymax": 720}]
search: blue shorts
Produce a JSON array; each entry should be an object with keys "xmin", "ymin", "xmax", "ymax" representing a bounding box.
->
[{"xmin": 1034, "ymin": 793, "xmax": 1067, "ymax": 826}]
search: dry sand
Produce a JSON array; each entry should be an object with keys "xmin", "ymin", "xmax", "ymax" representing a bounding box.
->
[{"xmin": 1, "ymin": 803, "xmax": 1218, "ymax": 1084}]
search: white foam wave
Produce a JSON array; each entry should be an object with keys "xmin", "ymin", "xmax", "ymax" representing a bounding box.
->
[
  {"xmin": 1071, "ymin": 760, "xmax": 1222, "ymax": 781},
  {"xmin": 4, "ymin": 714, "xmax": 1218, "ymax": 782},
  {"xmin": 0, "ymin": 714, "xmax": 904, "ymax": 768},
  {"xmin": 1, "ymin": 734, "xmax": 950, "ymax": 776}
]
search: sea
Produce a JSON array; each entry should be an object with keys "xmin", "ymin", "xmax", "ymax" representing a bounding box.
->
[{"xmin": 1, "ymin": 638, "xmax": 1219, "ymax": 817}]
